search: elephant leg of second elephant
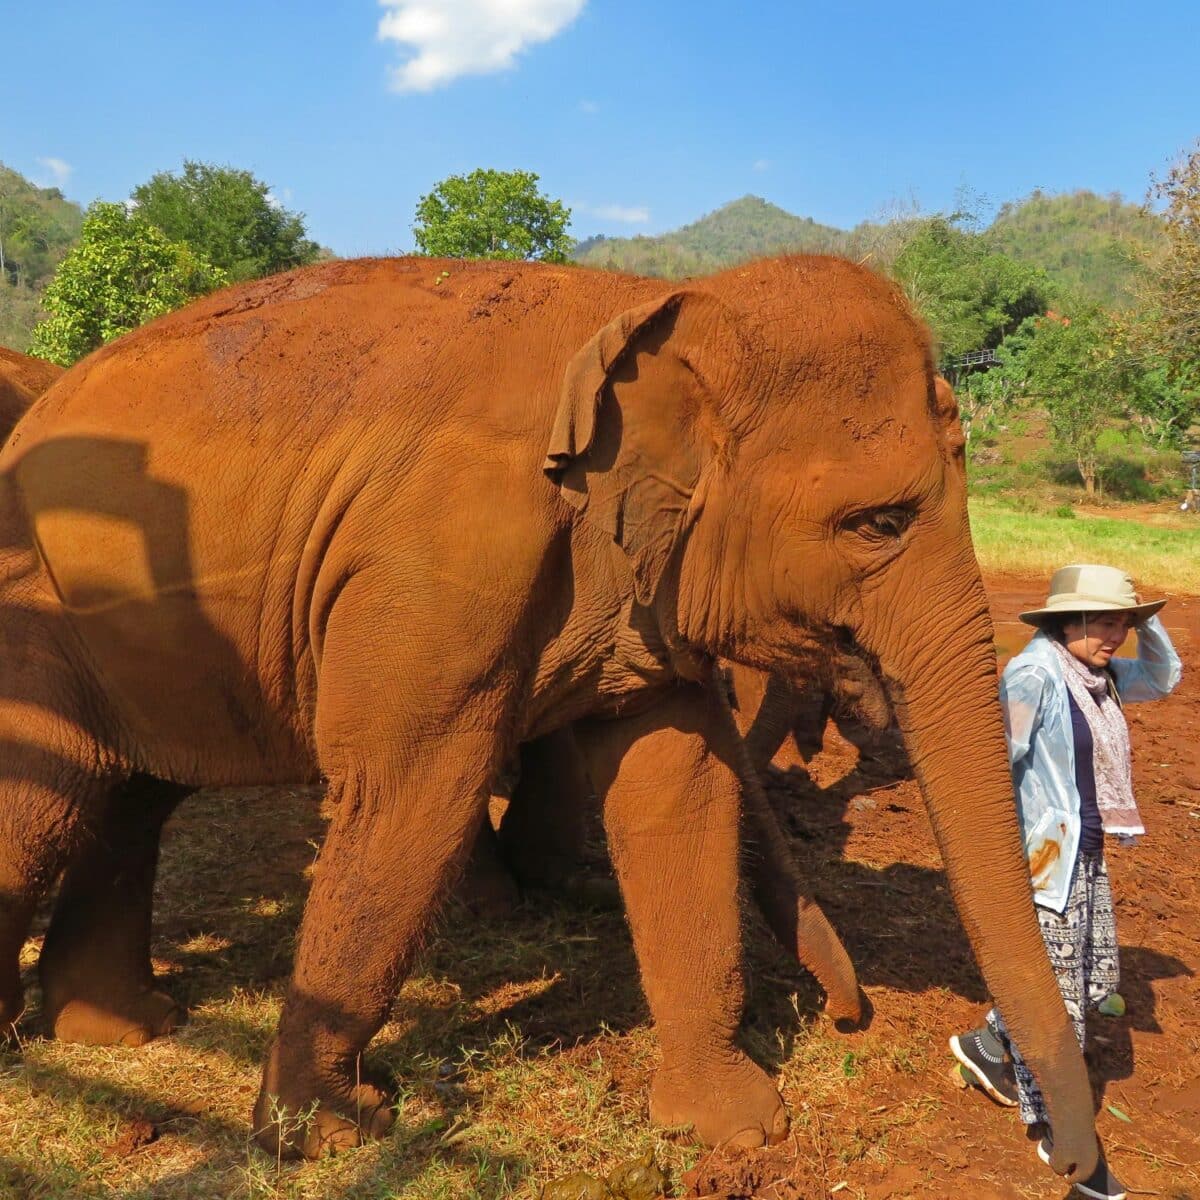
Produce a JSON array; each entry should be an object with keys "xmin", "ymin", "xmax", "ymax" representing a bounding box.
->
[
  {"xmin": 39, "ymin": 774, "xmax": 192, "ymax": 1046},
  {"xmin": 739, "ymin": 766, "xmax": 862, "ymax": 1025},
  {"xmin": 497, "ymin": 728, "xmax": 598, "ymax": 890},
  {"xmin": 718, "ymin": 670, "xmax": 862, "ymax": 1023},
  {"xmin": 0, "ymin": 603, "xmax": 116, "ymax": 1042},
  {"xmin": 455, "ymin": 819, "xmax": 521, "ymax": 916},
  {"xmin": 575, "ymin": 686, "xmax": 788, "ymax": 1150}
]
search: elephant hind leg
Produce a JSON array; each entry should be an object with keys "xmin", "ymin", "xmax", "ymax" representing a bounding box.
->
[
  {"xmin": 0, "ymin": 741, "xmax": 115, "ymax": 1043},
  {"xmin": 497, "ymin": 727, "xmax": 594, "ymax": 890},
  {"xmin": 0, "ymin": 591, "xmax": 128, "ymax": 1041},
  {"xmin": 39, "ymin": 774, "xmax": 192, "ymax": 1046}
]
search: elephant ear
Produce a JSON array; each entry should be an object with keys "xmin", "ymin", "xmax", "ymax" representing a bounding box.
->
[
  {"xmin": 932, "ymin": 375, "xmax": 966, "ymax": 466},
  {"xmin": 543, "ymin": 290, "xmax": 728, "ymax": 606}
]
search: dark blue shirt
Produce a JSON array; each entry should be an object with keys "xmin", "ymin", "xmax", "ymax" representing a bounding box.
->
[{"xmin": 1067, "ymin": 690, "xmax": 1104, "ymax": 855}]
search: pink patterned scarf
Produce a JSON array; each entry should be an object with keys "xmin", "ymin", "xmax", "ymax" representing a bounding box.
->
[{"xmin": 1051, "ymin": 638, "xmax": 1144, "ymax": 837}]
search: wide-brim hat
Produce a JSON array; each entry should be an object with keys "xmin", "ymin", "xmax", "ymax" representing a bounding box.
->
[{"xmin": 1018, "ymin": 563, "xmax": 1166, "ymax": 627}]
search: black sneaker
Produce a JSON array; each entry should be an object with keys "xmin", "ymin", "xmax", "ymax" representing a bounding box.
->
[
  {"xmin": 1037, "ymin": 1136, "xmax": 1127, "ymax": 1200},
  {"xmin": 949, "ymin": 1028, "xmax": 1018, "ymax": 1107}
]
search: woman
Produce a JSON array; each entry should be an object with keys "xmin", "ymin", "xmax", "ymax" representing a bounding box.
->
[{"xmin": 950, "ymin": 563, "xmax": 1182, "ymax": 1200}]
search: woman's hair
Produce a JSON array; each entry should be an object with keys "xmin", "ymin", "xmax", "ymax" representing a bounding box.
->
[{"xmin": 1042, "ymin": 614, "xmax": 1085, "ymax": 642}]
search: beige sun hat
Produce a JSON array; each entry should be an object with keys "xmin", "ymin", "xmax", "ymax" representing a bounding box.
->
[{"xmin": 1019, "ymin": 563, "xmax": 1166, "ymax": 627}]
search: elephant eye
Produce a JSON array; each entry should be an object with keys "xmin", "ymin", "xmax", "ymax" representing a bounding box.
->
[{"xmin": 843, "ymin": 505, "xmax": 915, "ymax": 543}]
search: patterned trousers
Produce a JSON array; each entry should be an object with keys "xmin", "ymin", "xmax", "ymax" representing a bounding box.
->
[{"xmin": 988, "ymin": 852, "xmax": 1120, "ymax": 1126}]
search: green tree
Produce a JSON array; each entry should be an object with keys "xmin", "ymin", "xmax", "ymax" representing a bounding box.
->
[
  {"xmin": 892, "ymin": 215, "xmax": 1053, "ymax": 359},
  {"xmin": 413, "ymin": 169, "xmax": 572, "ymax": 262},
  {"xmin": 0, "ymin": 164, "xmax": 84, "ymax": 288},
  {"xmin": 1011, "ymin": 310, "xmax": 1125, "ymax": 497},
  {"xmin": 29, "ymin": 202, "xmax": 225, "ymax": 366},
  {"xmin": 1121, "ymin": 350, "xmax": 1200, "ymax": 449},
  {"xmin": 132, "ymin": 160, "xmax": 321, "ymax": 282}
]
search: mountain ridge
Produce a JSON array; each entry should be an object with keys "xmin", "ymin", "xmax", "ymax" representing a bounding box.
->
[{"xmin": 572, "ymin": 190, "xmax": 1163, "ymax": 308}]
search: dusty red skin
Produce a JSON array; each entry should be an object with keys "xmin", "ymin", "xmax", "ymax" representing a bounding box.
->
[
  {"xmin": 0, "ymin": 346, "xmax": 62, "ymax": 441},
  {"xmin": 0, "ymin": 256, "xmax": 1096, "ymax": 1178}
]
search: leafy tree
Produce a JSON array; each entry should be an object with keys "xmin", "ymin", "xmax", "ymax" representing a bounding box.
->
[
  {"xmin": 29, "ymin": 202, "xmax": 226, "ymax": 366},
  {"xmin": 1001, "ymin": 309, "xmax": 1126, "ymax": 497},
  {"xmin": 132, "ymin": 160, "xmax": 321, "ymax": 282},
  {"xmin": 1120, "ymin": 349, "xmax": 1200, "ymax": 449},
  {"xmin": 413, "ymin": 169, "xmax": 572, "ymax": 262},
  {"xmin": 892, "ymin": 216, "xmax": 1053, "ymax": 359},
  {"xmin": 1139, "ymin": 146, "xmax": 1200, "ymax": 377}
]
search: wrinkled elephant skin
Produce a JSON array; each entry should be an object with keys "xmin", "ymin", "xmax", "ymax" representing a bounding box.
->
[{"xmin": 0, "ymin": 256, "xmax": 1096, "ymax": 1179}]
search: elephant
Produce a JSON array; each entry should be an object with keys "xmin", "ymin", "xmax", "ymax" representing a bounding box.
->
[
  {"xmin": 0, "ymin": 334, "xmax": 867, "ymax": 1046},
  {"xmin": 0, "ymin": 336, "xmax": 867, "ymax": 1028},
  {"xmin": 0, "ymin": 347, "xmax": 62, "ymax": 442},
  {"xmin": 0, "ymin": 254, "xmax": 1097, "ymax": 1180}
]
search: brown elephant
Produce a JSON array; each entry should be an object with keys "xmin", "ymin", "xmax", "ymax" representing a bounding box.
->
[
  {"xmin": 0, "ymin": 331, "xmax": 868, "ymax": 1048},
  {"xmin": 0, "ymin": 346, "xmax": 62, "ymax": 441},
  {"xmin": 0, "ymin": 332, "xmax": 866, "ymax": 1046},
  {"xmin": 0, "ymin": 255, "xmax": 1097, "ymax": 1179}
]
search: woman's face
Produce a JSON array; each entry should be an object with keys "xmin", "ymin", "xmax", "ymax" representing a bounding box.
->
[{"xmin": 1061, "ymin": 611, "xmax": 1133, "ymax": 669}]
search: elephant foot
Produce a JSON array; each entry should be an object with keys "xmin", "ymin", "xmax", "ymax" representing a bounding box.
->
[
  {"xmin": 455, "ymin": 827, "xmax": 522, "ymax": 919},
  {"xmin": 252, "ymin": 1053, "xmax": 396, "ymax": 1160},
  {"xmin": 559, "ymin": 873, "xmax": 623, "ymax": 912},
  {"xmin": 48, "ymin": 987, "xmax": 184, "ymax": 1047},
  {"xmin": 650, "ymin": 1051, "xmax": 787, "ymax": 1148},
  {"xmin": 454, "ymin": 854, "xmax": 521, "ymax": 918}
]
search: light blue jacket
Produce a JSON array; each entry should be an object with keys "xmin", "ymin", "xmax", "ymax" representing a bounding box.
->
[{"xmin": 1000, "ymin": 615, "xmax": 1182, "ymax": 913}]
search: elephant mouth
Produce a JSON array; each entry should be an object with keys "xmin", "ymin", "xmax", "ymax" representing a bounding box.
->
[{"xmin": 828, "ymin": 630, "xmax": 894, "ymax": 733}]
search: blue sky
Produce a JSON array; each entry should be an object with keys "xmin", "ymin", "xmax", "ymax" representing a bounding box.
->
[{"xmin": 4, "ymin": 1, "xmax": 1198, "ymax": 256}]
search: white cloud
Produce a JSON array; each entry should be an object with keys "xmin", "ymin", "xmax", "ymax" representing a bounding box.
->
[
  {"xmin": 590, "ymin": 204, "xmax": 649, "ymax": 224},
  {"xmin": 378, "ymin": 0, "xmax": 586, "ymax": 93},
  {"xmin": 36, "ymin": 156, "xmax": 72, "ymax": 187},
  {"xmin": 579, "ymin": 99, "xmax": 599, "ymax": 113},
  {"xmin": 752, "ymin": 158, "xmax": 771, "ymax": 172}
]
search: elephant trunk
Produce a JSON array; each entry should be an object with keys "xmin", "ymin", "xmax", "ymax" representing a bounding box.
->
[{"xmin": 866, "ymin": 560, "xmax": 1097, "ymax": 1182}]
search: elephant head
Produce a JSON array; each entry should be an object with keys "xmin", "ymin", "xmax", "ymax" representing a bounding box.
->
[{"xmin": 544, "ymin": 257, "xmax": 1096, "ymax": 1181}]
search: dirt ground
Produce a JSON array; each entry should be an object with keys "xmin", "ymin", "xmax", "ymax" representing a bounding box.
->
[{"xmin": 5, "ymin": 572, "xmax": 1198, "ymax": 1199}]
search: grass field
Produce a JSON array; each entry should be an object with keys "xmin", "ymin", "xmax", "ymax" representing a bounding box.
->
[{"xmin": 967, "ymin": 498, "xmax": 1200, "ymax": 593}]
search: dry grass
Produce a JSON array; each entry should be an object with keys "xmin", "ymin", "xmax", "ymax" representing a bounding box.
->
[{"xmin": 0, "ymin": 787, "xmax": 936, "ymax": 1200}]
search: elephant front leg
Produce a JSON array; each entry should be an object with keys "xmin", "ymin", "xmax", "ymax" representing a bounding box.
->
[
  {"xmin": 253, "ymin": 724, "xmax": 502, "ymax": 1159},
  {"xmin": 575, "ymin": 687, "xmax": 787, "ymax": 1149}
]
